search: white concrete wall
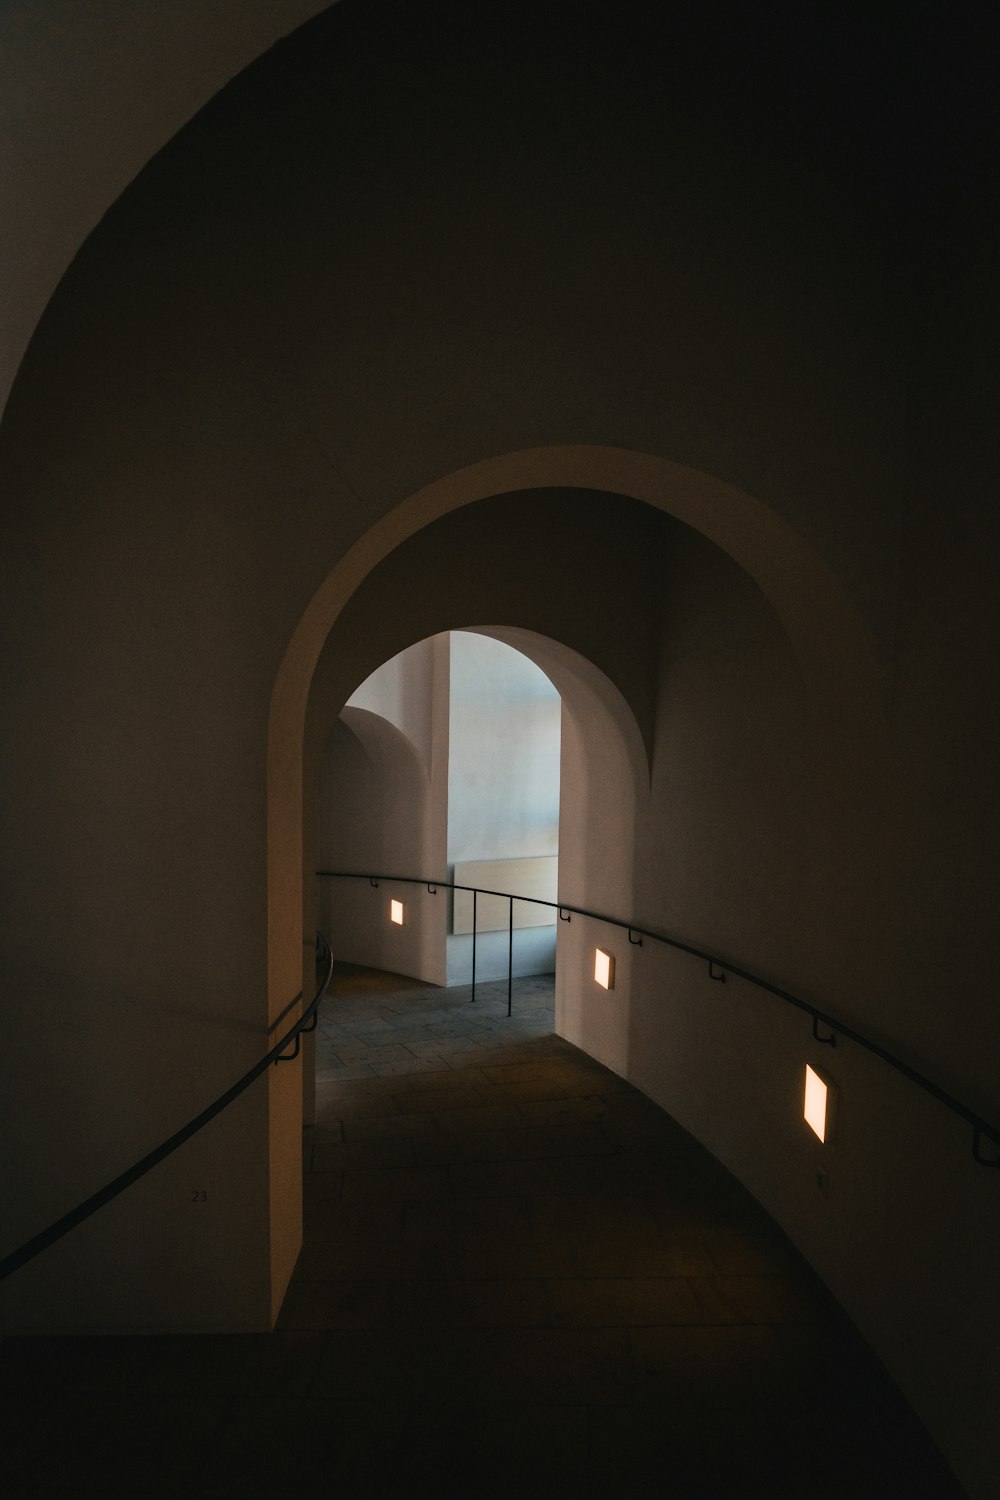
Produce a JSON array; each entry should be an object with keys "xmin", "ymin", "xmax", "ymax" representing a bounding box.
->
[
  {"xmin": 316, "ymin": 638, "xmax": 450, "ymax": 984},
  {"xmin": 347, "ymin": 636, "xmax": 440, "ymax": 779},
  {"xmin": 446, "ymin": 632, "xmax": 560, "ymax": 984},
  {"xmin": 317, "ymin": 631, "xmax": 561, "ymax": 987}
]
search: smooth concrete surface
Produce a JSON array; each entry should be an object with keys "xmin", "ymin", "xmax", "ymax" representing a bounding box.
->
[{"xmin": 446, "ymin": 633, "xmax": 560, "ymax": 867}]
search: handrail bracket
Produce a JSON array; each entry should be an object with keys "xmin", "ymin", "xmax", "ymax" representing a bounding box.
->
[{"xmin": 812, "ymin": 1015, "xmax": 837, "ymax": 1047}]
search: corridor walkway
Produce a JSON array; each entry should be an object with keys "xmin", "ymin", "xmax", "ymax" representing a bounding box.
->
[
  {"xmin": 278, "ymin": 965, "xmax": 965, "ymax": 1499},
  {"xmin": 2, "ymin": 965, "xmax": 967, "ymax": 1498}
]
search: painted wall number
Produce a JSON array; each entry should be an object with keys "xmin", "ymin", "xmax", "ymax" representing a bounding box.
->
[{"xmin": 190, "ymin": 1189, "xmax": 208, "ymax": 1203}]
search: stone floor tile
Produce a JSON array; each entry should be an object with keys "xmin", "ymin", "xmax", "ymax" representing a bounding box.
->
[
  {"xmin": 313, "ymin": 1063, "xmax": 377, "ymax": 1084},
  {"xmin": 479, "ymin": 1060, "xmax": 571, "ymax": 1086},
  {"xmin": 314, "ymin": 1092, "xmax": 401, "ymax": 1124},
  {"xmin": 301, "ymin": 1120, "xmax": 343, "ymax": 1143},
  {"xmin": 302, "ymin": 1198, "xmax": 403, "ymax": 1243},
  {"xmin": 400, "ymin": 1399, "xmax": 595, "ymax": 1496},
  {"xmin": 686, "ymin": 1272, "xmax": 831, "ymax": 1325},
  {"xmin": 648, "ymin": 1184, "xmax": 774, "ymax": 1234},
  {"xmin": 388, "ymin": 1084, "xmax": 488, "ymax": 1112},
  {"xmin": 403, "ymin": 1195, "xmax": 530, "ymax": 1242},
  {"xmin": 369, "ymin": 1056, "xmax": 460, "ymax": 1076},
  {"xmin": 341, "ymin": 1111, "xmax": 436, "ymax": 1139},
  {"xmin": 572, "ymin": 1228, "xmax": 717, "ymax": 1278},
  {"xmin": 131, "ymin": 1331, "xmax": 326, "ymax": 1398},
  {"xmin": 513, "ymin": 1093, "xmax": 613, "ymax": 1123},
  {"xmin": 291, "ymin": 1239, "xmax": 441, "ymax": 1283},
  {"xmin": 310, "ymin": 1328, "xmax": 490, "ymax": 1402},
  {"xmin": 389, "ymin": 1277, "xmax": 551, "ymax": 1329},
  {"xmin": 327, "ymin": 1016, "xmax": 397, "ymax": 1035},
  {"xmin": 497, "ymin": 1121, "xmax": 617, "ymax": 1159},
  {"xmin": 432, "ymin": 1103, "xmax": 528, "ymax": 1134},
  {"xmin": 586, "ymin": 1404, "xmax": 800, "ymax": 1500},
  {"xmin": 512, "ymin": 1153, "xmax": 659, "ymax": 1199},
  {"xmin": 8, "ymin": 1394, "xmax": 232, "ymax": 1494},
  {"xmin": 197, "ymin": 1395, "xmax": 409, "ymax": 1498},
  {"xmin": 427, "ymin": 1048, "xmax": 499, "ymax": 1069},
  {"xmin": 545, "ymin": 1275, "xmax": 701, "ymax": 1326},
  {"xmin": 315, "ymin": 1069, "xmax": 409, "ymax": 1096},
  {"xmin": 383, "ymin": 1024, "xmax": 456, "ymax": 1044},
  {"xmin": 410, "ymin": 1131, "xmax": 520, "ymax": 1166},
  {"xmin": 630, "ymin": 1323, "xmax": 788, "ymax": 1407},
  {"xmin": 326, "ymin": 1041, "xmax": 419, "ymax": 1065},
  {"xmin": 0, "ymin": 1333, "xmax": 161, "ymax": 1394},
  {"xmin": 441, "ymin": 1229, "xmax": 582, "ymax": 1280},
  {"xmin": 704, "ymin": 1229, "xmax": 804, "ymax": 1275},
  {"xmin": 474, "ymin": 1327, "xmax": 636, "ymax": 1403},
  {"xmin": 274, "ymin": 1279, "xmax": 392, "ymax": 1331},
  {"xmin": 302, "ymin": 1170, "xmax": 343, "ymax": 1205},
  {"xmin": 446, "ymin": 1158, "xmax": 555, "ymax": 1198},
  {"xmin": 531, "ymin": 1192, "xmax": 659, "ymax": 1236},
  {"xmin": 403, "ymin": 1065, "xmax": 491, "ymax": 1091},
  {"xmin": 311, "ymin": 1138, "xmax": 414, "ymax": 1172},
  {"xmin": 340, "ymin": 1164, "xmax": 452, "ymax": 1202}
]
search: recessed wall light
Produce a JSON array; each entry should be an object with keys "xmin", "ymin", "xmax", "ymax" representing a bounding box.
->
[
  {"xmin": 389, "ymin": 899, "xmax": 405, "ymax": 925},
  {"xmin": 594, "ymin": 948, "xmax": 615, "ymax": 990},
  {"xmin": 804, "ymin": 1063, "xmax": 835, "ymax": 1143}
]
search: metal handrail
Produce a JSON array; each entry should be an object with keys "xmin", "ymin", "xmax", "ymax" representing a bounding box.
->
[
  {"xmin": 319, "ymin": 869, "xmax": 1000, "ymax": 1169},
  {"xmin": 0, "ymin": 933, "xmax": 334, "ymax": 1283}
]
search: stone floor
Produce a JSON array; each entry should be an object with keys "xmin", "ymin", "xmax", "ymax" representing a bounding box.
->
[{"xmin": 2, "ymin": 964, "xmax": 968, "ymax": 1498}]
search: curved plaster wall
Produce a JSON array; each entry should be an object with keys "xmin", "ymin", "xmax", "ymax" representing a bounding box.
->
[
  {"xmin": 316, "ymin": 706, "xmax": 445, "ymax": 984},
  {"xmin": 475, "ymin": 625, "xmax": 650, "ymax": 1073},
  {"xmin": 0, "ymin": 0, "xmax": 331, "ymax": 426},
  {"xmin": 1, "ymin": 5, "xmax": 996, "ymax": 1491}
]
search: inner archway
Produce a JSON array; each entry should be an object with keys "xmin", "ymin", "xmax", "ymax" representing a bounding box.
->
[
  {"xmin": 320, "ymin": 631, "xmax": 565, "ymax": 990},
  {"xmin": 269, "ymin": 446, "xmax": 888, "ymax": 1322}
]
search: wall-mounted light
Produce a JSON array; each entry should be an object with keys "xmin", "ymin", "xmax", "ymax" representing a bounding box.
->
[
  {"xmin": 594, "ymin": 948, "xmax": 615, "ymax": 990},
  {"xmin": 803, "ymin": 1063, "xmax": 836, "ymax": 1143},
  {"xmin": 389, "ymin": 899, "xmax": 405, "ymax": 926}
]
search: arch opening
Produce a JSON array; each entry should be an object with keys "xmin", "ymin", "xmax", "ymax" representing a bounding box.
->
[{"xmin": 269, "ymin": 445, "xmax": 888, "ymax": 1321}]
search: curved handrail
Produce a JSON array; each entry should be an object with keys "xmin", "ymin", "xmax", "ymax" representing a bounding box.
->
[
  {"xmin": 0, "ymin": 933, "xmax": 334, "ymax": 1283},
  {"xmin": 319, "ymin": 869, "xmax": 1000, "ymax": 1168}
]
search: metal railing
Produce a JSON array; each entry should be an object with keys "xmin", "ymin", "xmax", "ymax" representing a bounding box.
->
[
  {"xmin": 319, "ymin": 869, "xmax": 1000, "ymax": 1171},
  {"xmin": 0, "ymin": 934, "xmax": 334, "ymax": 1283}
]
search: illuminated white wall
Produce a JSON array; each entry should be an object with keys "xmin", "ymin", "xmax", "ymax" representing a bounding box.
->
[
  {"xmin": 317, "ymin": 630, "xmax": 560, "ymax": 987},
  {"xmin": 446, "ymin": 632, "xmax": 560, "ymax": 984}
]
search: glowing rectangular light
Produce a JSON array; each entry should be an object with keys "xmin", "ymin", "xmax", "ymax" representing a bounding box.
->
[
  {"xmin": 389, "ymin": 899, "xmax": 405, "ymax": 926},
  {"xmin": 803, "ymin": 1064, "xmax": 829, "ymax": 1143},
  {"xmin": 594, "ymin": 948, "xmax": 615, "ymax": 990}
]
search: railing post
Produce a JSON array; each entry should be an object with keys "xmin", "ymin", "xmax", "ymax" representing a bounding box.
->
[
  {"xmin": 471, "ymin": 888, "xmax": 477, "ymax": 1004},
  {"xmin": 508, "ymin": 894, "xmax": 514, "ymax": 1017}
]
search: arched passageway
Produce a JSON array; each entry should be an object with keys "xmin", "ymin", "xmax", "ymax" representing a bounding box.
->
[
  {"xmin": 3, "ymin": 5, "xmax": 997, "ymax": 1493},
  {"xmin": 269, "ymin": 960, "xmax": 964, "ymax": 1500},
  {"xmin": 264, "ymin": 448, "xmax": 941, "ymax": 1421}
]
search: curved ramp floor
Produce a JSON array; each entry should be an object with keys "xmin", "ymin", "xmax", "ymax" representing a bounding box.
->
[
  {"xmin": 1, "ymin": 966, "xmax": 967, "ymax": 1498},
  {"xmin": 279, "ymin": 965, "xmax": 966, "ymax": 1499}
]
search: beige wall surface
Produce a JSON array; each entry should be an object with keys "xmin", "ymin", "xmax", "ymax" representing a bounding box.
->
[
  {"xmin": 317, "ymin": 662, "xmax": 450, "ymax": 985},
  {"xmin": 1, "ymin": 5, "xmax": 997, "ymax": 1495},
  {"xmin": 0, "ymin": 0, "xmax": 332, "ymax": 426}
]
